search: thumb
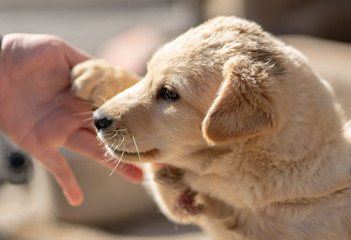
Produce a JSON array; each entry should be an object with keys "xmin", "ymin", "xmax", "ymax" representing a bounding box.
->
[{"xmin": 62, "ymin": 39, "xmax": 92, "ymax": 68}]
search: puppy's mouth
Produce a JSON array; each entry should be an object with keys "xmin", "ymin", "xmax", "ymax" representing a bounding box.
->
[{"xmin": 108, "ymin": 145, "xmax": 159, "ymax": 162}]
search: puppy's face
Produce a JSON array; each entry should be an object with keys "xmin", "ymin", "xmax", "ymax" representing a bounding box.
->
[
  {"xmin": 94, "ymin": 61, "xmax": 219, "ymax": 165},
  {"xmin": 94, "ymin": 17, "xmax": 336, "ymax": 170}
]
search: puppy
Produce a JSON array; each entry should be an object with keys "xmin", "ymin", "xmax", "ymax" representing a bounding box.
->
[{"xmin": 71, "ymin": 16, "xmax": 351, "ymax": 240}]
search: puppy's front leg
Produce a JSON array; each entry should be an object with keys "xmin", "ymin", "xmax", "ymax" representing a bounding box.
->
[
  {"xmin": 155, "ymin": 166, "xmax": 206, "ymax": 215},
  {"xmin": 71, "ymin": 59, "xmax": 140, "ymax": 107},
  {"xmin": 144, "ymin": 164, "xmax": 206, "ymax": 224}
]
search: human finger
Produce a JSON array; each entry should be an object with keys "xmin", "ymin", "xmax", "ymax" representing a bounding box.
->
[
  {"xmin": 37, "ymin": 151, "xmax": 83, "ymax": 206},
  {"xmin": 61, "ymin": 39, "xmax": 92, "ymax": 68}
]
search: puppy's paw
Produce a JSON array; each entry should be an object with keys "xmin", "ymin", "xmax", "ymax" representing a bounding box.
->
[
  {"xmin": 71, "ymin": 59, "xmax": 110, "ymax": 107},
  {"xmin": 175, "ymin": 189, "xmax": 205, "ymax": 216},
  {"xmin": 71, "ymin": 59, "xmax": 140, "ymax": 107},
  {"xmin": 154, "ymin": 166, "xmax": 205, "ymax": 215}
]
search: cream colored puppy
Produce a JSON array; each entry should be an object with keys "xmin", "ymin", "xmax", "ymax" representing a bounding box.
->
[{"xmin": 71, "ymin": 16, "xmax": 351, "ymax": 240}]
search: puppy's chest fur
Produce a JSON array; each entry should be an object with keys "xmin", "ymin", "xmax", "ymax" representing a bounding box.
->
[
  {"xmin": 150, "ymin": 139, "xmax": 351, "ymax": 240},
  {"xmin": 158, "ymin": 141, "xmax": 348, "ymax": 209}
]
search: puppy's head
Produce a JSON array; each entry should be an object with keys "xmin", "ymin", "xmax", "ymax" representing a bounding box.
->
[{"xmin": 95, "ymin": 16, "xmax": 338, "ymax": 166}]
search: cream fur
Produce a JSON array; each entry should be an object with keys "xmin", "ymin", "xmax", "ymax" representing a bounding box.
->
[{"xmin": 71, "ymin": 16, "xmax": 351, "ymax": 240}]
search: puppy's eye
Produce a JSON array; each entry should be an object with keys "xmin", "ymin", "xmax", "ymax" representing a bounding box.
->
[{"xmin": 160, "ymin": 84, "xmax": 179, "ymax": 102}]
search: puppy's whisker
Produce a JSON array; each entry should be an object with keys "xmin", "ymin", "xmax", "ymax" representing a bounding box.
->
[
  {"xmin": 99, "ymin": 154, "xmax": 113, "ymax": 164},
  {"xmin": 132, "ymin": 135, "xmax": 141, "ymax": 162},
  {"xmin": 109, "ymin": 158, "xmax": 121, "ymax": 176},
  {"xmin": 71, "ymin": 111, "xmax": 95, "ymax": 117},
  {"xmin": 113, "ymin": 128, "xmax": 128, "ymax": 133},
  {"xmin": 83, "ymin": 117, "xmax": 94, "ymax": 123},
  {"xmin": 113, "ymin": 136, "xmax": 125, "ymax": 151},
  {"xmin": 105, "ymin": 132, "xmax": 119, "ymax": 140},
  {"xmin": 102, "ymin": 131, "xmax": 119, "ymax": 139},
  {"xmin": 103, "ymin": 131, "xmax": 115, "ymax": 136},
  {"xmin": 109, "ymin": 143, "xmax": 126, "ymax": 176},
  {"xmin": 97, "ymin": 95, "xmax": 108, "ymax": 104},
  {"xmin": 105, "ymin": 158, "xmax": 114, "ymax": 164},
  {"xmin": 76, "ymin": 100, "xmax": 99, "ymax": 109}
]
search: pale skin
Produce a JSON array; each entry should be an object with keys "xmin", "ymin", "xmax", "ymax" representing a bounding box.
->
[{"xmin": 0, "ymin": 33, "xmax": 143, "ymax": 206}]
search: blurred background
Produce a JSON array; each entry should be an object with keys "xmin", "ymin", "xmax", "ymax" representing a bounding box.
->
[
  {"xmin": 0, "ymin": 0, "xmax": 351, "ymax": 239},
  {"xmin": 0, "ymin": 0, "xmax": 201, "ymax": 60}
]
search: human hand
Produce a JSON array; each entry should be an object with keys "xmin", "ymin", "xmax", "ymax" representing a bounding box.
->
[{"xmin": 0, "ymin": 34, "xmax": 143, "ymax": 206}]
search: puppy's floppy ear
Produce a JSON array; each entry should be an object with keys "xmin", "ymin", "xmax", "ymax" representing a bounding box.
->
[{"xmin": 202, "ymin": 55, "xmax": 282, "ymax": 143}]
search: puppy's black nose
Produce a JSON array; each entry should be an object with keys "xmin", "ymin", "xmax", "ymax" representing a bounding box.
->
[{"xmin": 93, "ymin": 111, "xmax": 112, "ymax": 130}]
